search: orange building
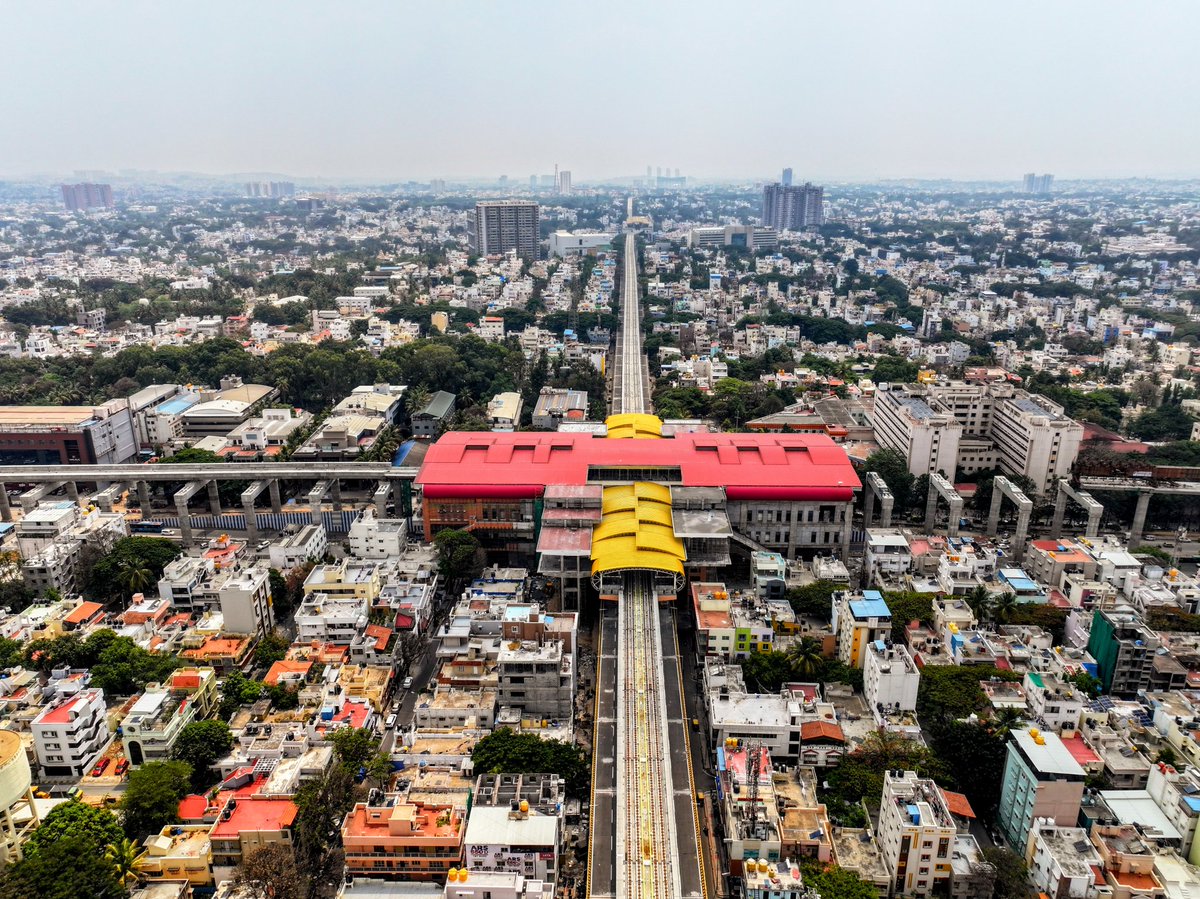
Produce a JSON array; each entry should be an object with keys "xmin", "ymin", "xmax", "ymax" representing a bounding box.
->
[{"xmin": 341, "ymin": 798, "xmax": 465, "ymax": 881}]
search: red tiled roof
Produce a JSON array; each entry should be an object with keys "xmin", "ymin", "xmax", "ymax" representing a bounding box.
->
[
  {"xmin": 800, "ymin": 721, "xmax": 845, "ymax": 743},
  {"xmin": 65, "ymin": 601, "xmax": 104, "ymax": 625},
  {"xmin": 941, "ymin": 790, "xmax": 976, "ymax": 819}
]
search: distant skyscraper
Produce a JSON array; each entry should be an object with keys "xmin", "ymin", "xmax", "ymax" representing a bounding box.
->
[
  {"xmin": 244, "ymin": 181, "xmax": 295, "ymax": 198},
  {"xmin": 474, "ymin": 200, "xmax": 541, "ymax": 259},
  {"xmin": 529, "ymin": 175, "xmax": 538, "ymax": 190},
  {"xmin": 762, "ymin": 181, "xmax": 824, "ymax": 230},
  {"xmin": 656, "ymin": 167, "xmax": 662, "ymax": 178},
  {"xmin": 1023, "ymin": 173, "xmax": 1054, "ymax": 195},
  {"xmin": 61, "ymin": 183, "xmax": 113, "ymax": 211},
  {"xmin": 558, "ymin": 171, "xmax": 572, "ymax": 195},
  {"xmin": 782, "ymin": 167, "xmax": 793, "ymax": 186},
  {"xmin": 646, "ymin": 165, "xmax": 652, "ymax": 183}
]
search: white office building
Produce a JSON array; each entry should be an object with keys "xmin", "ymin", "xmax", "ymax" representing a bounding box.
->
[{"xmin": 32, "ymin": 688, "xmax": 109, "ymax": 777}]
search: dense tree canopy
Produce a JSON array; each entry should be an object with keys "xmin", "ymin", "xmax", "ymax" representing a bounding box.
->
[
  {"xmin": 119, "ymin": 760, "xmax": 191, "ymax": 841},
  {"xmin": 471, "ymin": 728, "xmax": 589, "ymax": 796}
]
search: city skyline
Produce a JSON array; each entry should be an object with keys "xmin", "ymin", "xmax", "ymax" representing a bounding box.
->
[{"xmin": 3, "ymin": 0, "xmax": 1199, "ymax": 181}]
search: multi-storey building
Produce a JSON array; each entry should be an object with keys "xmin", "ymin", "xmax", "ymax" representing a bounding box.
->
[
  {"xmin": 877, "ymin": 770, "xmax": 957, "ymax": 897},
  {"xmin": 32, "ymin": 687, "xmax": 109, "ymax": 777},
  {"xmin": 688, "ymin": 224, "xmax": 779, "ymax": 251},
  {"xmin": 761, "ymin": 182, "xmax": 824, "ymax": 230},
  {"xmin": 832, "ymin": 591, "xmax": 893, "ymax": 668},
  {"xmin": 474, "ymin": 201, "xmax": 540, "ymax": 259},
  {"xmin": 217, "ymin": 566, "xmax": 274, "ymax": 638},
  {"xmin": 1087, "ymin": 608, "xmax": 1170, "ymax": 696},
  {"xmin": 863, "ymin": 642, "xmax": 920, "ymax": 731},
  {"xmin": 341, "ymin": 796, "xmax": 465, "ymax": 881},
  {"xmin": 997, "ymin": 728, "xmax": 1086, "ymax": 850},
  {"xmin": 121, "ymin": 686, "xmax": 200, "ymax": 767},
  {"xmin": 871, "ymin": 381, "xmax": 1083, "ymax": 493},
  {"xmin": 61, "ymin": 182, "xmax": 113, "ymax": 210},
  {"xmin": 465, "ymin": 774, "xmax": 565, "ymax": 884},
  {"xmin": 1024, "ymin": 822, "xmax": 1105, "ymax": 899},
  {"xmin": 0, "ymin": 402, "xmax": 137, "ymax": 465}
]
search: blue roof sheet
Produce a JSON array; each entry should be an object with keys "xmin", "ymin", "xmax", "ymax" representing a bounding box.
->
[{"xmin": 850, "ymin": 597, "xmax": 892, "ymax": 619}]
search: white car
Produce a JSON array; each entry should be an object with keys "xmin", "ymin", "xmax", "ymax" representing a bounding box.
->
[{"xmin": 402, "ymin": 676, "xmax": 414, "ymax": 690}]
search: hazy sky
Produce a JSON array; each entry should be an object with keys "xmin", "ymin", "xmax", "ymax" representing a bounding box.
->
[{"xmin": 3, "ymin": 0, "xmax": 1198, "ymax": 182}]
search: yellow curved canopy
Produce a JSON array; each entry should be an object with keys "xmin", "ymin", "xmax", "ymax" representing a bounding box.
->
[
  {"xmin": 591, "ymin": 482, "xmax": 685, "ymax": 577},
  {"xmin": 605, "ymin": 413, "xmax": 663, "ymax": 440}
]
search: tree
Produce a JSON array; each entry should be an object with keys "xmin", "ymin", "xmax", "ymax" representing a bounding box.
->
[
  {"xmin": 119, "ymin": 760, "xmax": 192, "ymax": 841},
  {"xmin": 88, "ymin": 537, "xmax": 181, "ymax": 604},
  {"xmin": 787, "ymin": 638, "xmax": 825, "ymax": 677},
  {"xmin": 433, "ymin": 528, "xmax": 482, "ymax": 586},
  {"xmin": 863, "ymin": 447, "xmax": 915, "ymax": 509},
  {"xmin": 117, "ymin": 559, "xmax": 154, "ymax": 602},
  {"xmin": 785, "ymin": 581, "xmax": 841, "ymax": 620},
  {"xmin": 89, "ymin": 637, "xmax": 180, "ymax": 697},
  {"xmin": 24, "ymin": 800, "xmax": 123, "ymax": 858},
  {"xmin": 254, "ymin": 630, "xmax": 291, "ymax": 667},
  {"xmin": 739, "ymin": 650, "xmax": 796, "ymax": 693},
  {"xmin": 105, "ymin": 837, "xmax": 144, "ymax": 890},
  {"xmin": 173, "ymin": 720, "xmax": 234, "ymax": 791},
  {"xmin": 884, "ymin": 591, "xmax": 934, "ymax": 642},
  {"xmin": 471, "ymin": 728, "xmax": 589, "ymax": 796},
  {"xmin": 800, "ymin": 861, "xmax": 879, "ymax": 899},
  {"xmin": 0, "ymin": 834, "xmax": 127, "ymax": 899},
  {"xmin": 235, "ymin": 843, "xmax": 306, "ymax": 899},
  {"xmin": 329, "ymin": 727, "xmax": 391, "ymax": 784},
  {"xmin": 917, "ymin": 664, "xmax": 1019, "ymax": 722},
  {"xmin": 964, "ymin": 585, "xmax": 993, "ymax": 622},
  {"xmin": 219, "ymin": 670, "xmax": 266, "ymax": 719},
  {"xmin": 294, "ymin": 765, "xmax": 356, "ymax": 897},
  {"xmin": 983, "ymin": 846, "xmax": 1029, "ymax": 899}
]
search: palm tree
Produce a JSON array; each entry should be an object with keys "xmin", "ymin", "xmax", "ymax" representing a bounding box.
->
[
  {"xmin": 117, "ymin": 560, "xmax": 153, "ymax": 602},
  {"xmin": 992, "ymin": 591, "xmax": 1018, "ymax": 624},
  {"xmin": 106, "ymin": 837, "xmax": 143, "ymax": 889},
  {"xmin": 964, "ymin": 585, "xmax": 993, "ymax": 622},
  {"xmin": 989, "ymin": 707, "xmax": 1025, "ymax": 740},
  {"xmin": 787, "ymin": 638, "xmax": 825, "ymax": 677}
]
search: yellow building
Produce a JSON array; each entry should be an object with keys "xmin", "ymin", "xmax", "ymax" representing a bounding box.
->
[{"xmin": 136, "ymin": 825, "xmax": 213, "ymax": 887}]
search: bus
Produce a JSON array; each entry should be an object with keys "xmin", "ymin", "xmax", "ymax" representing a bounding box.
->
[{"xmin": 130, "ymin": 520, "xmax": 165, "ymax": 534}]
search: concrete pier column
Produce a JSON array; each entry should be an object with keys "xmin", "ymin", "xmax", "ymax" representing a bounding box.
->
[
  {"xmin": 1051, "ymin": 489, "xmax": 1068, "ymax": 537},
  {"xmin": 243, "ymin": 499, "xmax": 259, "ymax": 544},
  {"xmin": 176, "ymin": 495, "xmax": 193, "ymax": 547},
  {"xmin": 1131, "ymin": 490, "xmax": 1152, "ymax": 548},
  {"xmin": 987, "ymin": 486, "xmax": 1004, "ymax": 536},
  {"xmin": 1013, "ymin": 507, "xmax": 1032, "ymax": 560},
  {"xmin": 372, "ymin": 482, "xmax": 391, "ymax": 517},
  {"xmin": 137, "ymin": 480, "xmax": 152, "ymax": 512},
  {"xmin": 862, "ymin": 479, "xmax": 875, "ymax": 529},
  {"xmin": 925, "ymin": 481, "xmax": 939, "ymax": 533},
  {"xmin": 268, "ymin": 479, "xmax": 282, "ymax": 513},
  {"xmin": 879, "ymin": 493, "xmax": 894, "ymax": 528},
  {"xmin": 840, "ymin": 506, "xmax": 853, "ymax": 560},
  {"xmin": 1086, "ymin": 506, "xmax": 1102, "ymax": 539},
  {"xmin": 0, "ymin": 485, "xmax": 10, "ymax": 522},
  {"xmin": 65, "ymin": 481, "xmax": 79, "ymax": 503},
  {"xmin": 206, "ymin": 480, "xmax": 222, "ymax": 516}
]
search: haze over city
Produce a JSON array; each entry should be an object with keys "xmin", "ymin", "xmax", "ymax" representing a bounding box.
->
[{"xmin": 4, "ymin": 0, "xmax": 1200, "ymax": 182}]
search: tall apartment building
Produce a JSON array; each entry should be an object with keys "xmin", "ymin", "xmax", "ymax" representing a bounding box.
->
[
  {"xmin": 1086, "ymin": 608, "xmax": 1174, "ymax": 696},
  {"xmin": 781, "ymin": 167, "xmax": 793, "ymax": 187},
  {"xmin": 61, "ymin": 183, "xmax": 113, "ymax": 210},
  {"xmin": 245, "ymin": 181, "xmax": 295, "ymax": 198},
  {"xmin": 761, "ymin": 182, "xmax": 824, "ymax": 231},
  {"xmin": 1022, "ymin": 173, "xmax": 1054, "ymax": 195},
  {"xmin": 556, "ymin": 170, "xmax": 571, "ymax": 194},
  {"xmin": 878, "ymin": 770, "xmax": 957, "ymax": 897},
  {"xmin": 871, "ymin": 381, "xmax": 1083, "ymax": 493},
  {"xmin": 997, "ymin": 727, "xmax": 1085, "ymax": 850},
  {"xmin": 474, "ymin": 200, "xmax": 541, "ymax": 259},
  {"xmin": 32, "ymin": 688, "xmax": 109, "ymax": 777}
]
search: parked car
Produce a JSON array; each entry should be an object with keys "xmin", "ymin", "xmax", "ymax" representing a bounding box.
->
[
  {"xmin": 92, "ymin": 758, "xmax": 110, "ymax": 777},
  {"xmin": 115, "ymin": 759, "xmax": 130, "ymax": 776},
  {"xmin": 402, "ymin": 676, "xmax": 414, "ymax": 690}
]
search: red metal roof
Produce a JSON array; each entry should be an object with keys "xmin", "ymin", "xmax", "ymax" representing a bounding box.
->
[{"xmin": 417, "ymin": 431, "xmax": 859, "ymax": 500}]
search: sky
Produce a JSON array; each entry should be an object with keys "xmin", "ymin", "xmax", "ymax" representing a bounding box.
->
[{"xmin": 2, "ymin": 0, "xmax": 1198, "ymax": 183}]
